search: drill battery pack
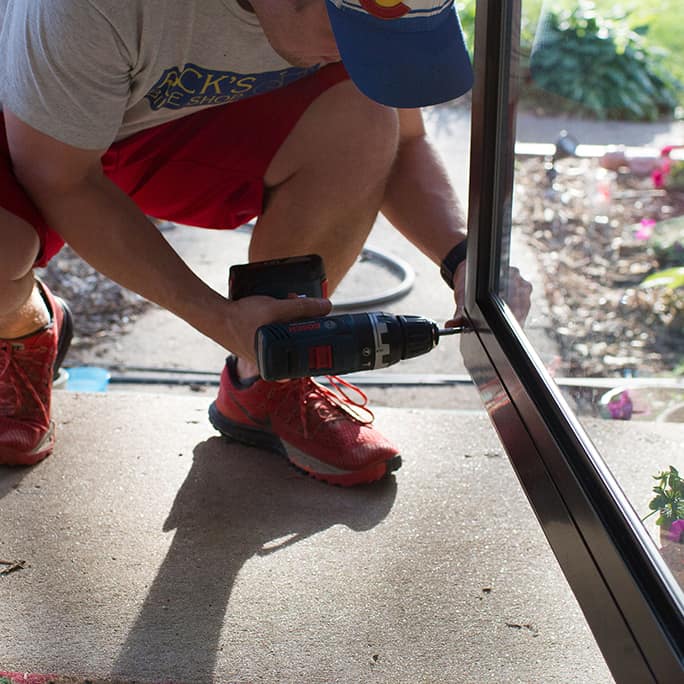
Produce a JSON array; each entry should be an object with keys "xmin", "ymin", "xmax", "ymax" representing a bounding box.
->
[{"xmin": 229, "ymin": 254, "xmax": 327, "ymax": 301}]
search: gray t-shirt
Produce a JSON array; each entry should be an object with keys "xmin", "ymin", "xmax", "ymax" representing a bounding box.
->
[{"xmin": 0, "ymin": 0, "xmax": 320, "ymax": 149}]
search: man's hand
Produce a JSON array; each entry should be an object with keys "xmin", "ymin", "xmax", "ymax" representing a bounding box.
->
[
  {"xmin": 503, "ymin": 266, "xmax": 533, "ymax": 327},
  {"xmin": 222, "ymin": 295, "xmax": 332, "ymax": 365},
  {"xmin": 445, "ymin": 262, "xmax": 533, "ymax": 329},
  {"xmin": 445, "ymin": 260, "xmax": 468, "ymax": 329}
]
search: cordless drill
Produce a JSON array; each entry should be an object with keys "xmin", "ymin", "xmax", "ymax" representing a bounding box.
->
[
  {"xmin": 228, "ymin": 255, "xmax": 464, "ymax": 381},
  {"xmin": 256, "ymin": 312, "xmax": 464, "ymax": 381}
]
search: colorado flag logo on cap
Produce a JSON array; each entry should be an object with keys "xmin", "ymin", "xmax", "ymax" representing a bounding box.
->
[
  {"xmin": 330, "ymin": 0, "xmax": 455, "ymax": 21},
  {"xmin": 326, "ymin": 0, "xmax": 473, "ymax": 107},
  {"xmin": 359, "ymin": 0, "xmax": 410, "ymax": 19}
]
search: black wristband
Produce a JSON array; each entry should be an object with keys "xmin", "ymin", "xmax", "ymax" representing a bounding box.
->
[{"xmin": 440, "ymin": 240, "xmax": 467, "ymax": 289}]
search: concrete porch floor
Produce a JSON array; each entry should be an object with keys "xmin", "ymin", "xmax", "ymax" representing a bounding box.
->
[{"xmin": 0, "ymin": 391, "xmax": 637, "ymax": 684}]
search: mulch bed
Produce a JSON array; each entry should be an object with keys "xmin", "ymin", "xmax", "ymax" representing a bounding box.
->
[
  {"xmin": 37, "ymin": 246, "xmax": 149, "ymax": 351},
  {"xmin": 514, "ymin": 155, "xmax": 684, "ymax": 378}
]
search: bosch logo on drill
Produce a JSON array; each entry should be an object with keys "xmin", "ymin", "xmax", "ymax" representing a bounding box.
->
[{"xmin": 288, "ymin": 322, "xmax": 322, "ymax": 333}]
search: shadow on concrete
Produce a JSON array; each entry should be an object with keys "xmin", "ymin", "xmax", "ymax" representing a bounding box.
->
[
  {"xmin": 111, "ymin": 437, "xmax": 397, "ymax": 681},
  {"xmin": 0, "ymin": 466, "xmax": 29, "ymax": 501}
]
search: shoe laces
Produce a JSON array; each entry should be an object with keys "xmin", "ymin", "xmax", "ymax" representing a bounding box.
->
[
  {"xmin": 0, "ymin": 341, "xmax": 50, "ymax": 423},
  {"xmin": 274, "ymin": 375, "xmax": 374, "ymax": 438}
]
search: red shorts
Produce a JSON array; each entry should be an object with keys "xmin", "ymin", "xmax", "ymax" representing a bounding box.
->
[{"xmin": 0, "ymin": 63, "xmax": 349, "ymax": 267}]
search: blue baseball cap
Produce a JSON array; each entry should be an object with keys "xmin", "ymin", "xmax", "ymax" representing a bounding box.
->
[{"xmin": 325, "ymin": 0, "xmax": 473, "ymax": 108}]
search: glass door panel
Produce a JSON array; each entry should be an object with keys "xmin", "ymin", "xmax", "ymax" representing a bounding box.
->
[
  {"xmin": 494, "ymin": 0, "xmax": 684, "ymax": 592},
  {"xmin": 462, "ymin": 0, "xmax": 684, "ymax": 679}
]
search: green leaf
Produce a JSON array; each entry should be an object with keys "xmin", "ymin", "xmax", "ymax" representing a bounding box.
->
[
  {"xmin": 640, "ymin": 267, "xmax": 684, "ymax": 290},
  {"xmin": 650, "ymin": 496, "xmax": 667, "ymax": 509}
]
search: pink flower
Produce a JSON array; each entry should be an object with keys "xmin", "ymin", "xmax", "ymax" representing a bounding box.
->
[
  {"xmin": 668, "ymin": 519, "xmax": 684, "ymax": 543},
  {"xmin": 635, "ymin": 218, "xmax": 655, "ymax": 241},
  {"xmin": 654, "ymin": 162, "xmax": 672, "ymax": 188},
  {"xmin": 607, "ymin": 391, "xmax": 633, "ymax": 420}
]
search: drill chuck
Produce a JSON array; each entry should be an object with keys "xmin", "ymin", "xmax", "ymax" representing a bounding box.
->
[{"xmin": 256, "ymin": 312, "xmax": 457, "ymax": 381}]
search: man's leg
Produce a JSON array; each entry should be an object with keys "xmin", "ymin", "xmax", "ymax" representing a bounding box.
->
[
  {"xmin": 240, "ymin": 79, "xmax": 398, "ymax": 376},
  {"xmin": 254, "ymin": 79, "xmax": 397, "ymax": 283},
  {"xmin": 210, "ymin": 81, "xmax": 404, "ymax": 486},
  {"xmin": 0, "ymin": 209, "xmax": 47, "ymax": 336},
  {"xmin": 0, "ymin": 207, "xmax": 72, "ymax": 465},
  {"xmin": 102, "ymin": 67, "xmax": 403, "ymax": 485}
]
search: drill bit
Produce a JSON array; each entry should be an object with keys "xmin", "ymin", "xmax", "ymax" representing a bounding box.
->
[{"xmin": 436, "ymin": 325, "xmax": 468, "ymax": 336}]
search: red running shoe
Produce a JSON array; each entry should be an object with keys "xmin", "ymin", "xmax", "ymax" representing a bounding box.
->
[
  {"xmin": 0, "ymin": 280, "xmax": 73, "ymax": 466},
  {"xmin": 209, "ymin": 356, "xmax": 401, "ymax": 486}
]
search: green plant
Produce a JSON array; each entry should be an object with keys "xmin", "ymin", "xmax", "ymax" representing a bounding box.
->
[
  {"xmin": 639, "ymin": 222, "xmax": 684, "ymax": 331},
  {"xmin": 625, "ymin": 0, "xmax": 684, "ymax": 93},
  {"xmin": 641, "ymin": 267, "xmax": 684, "ymax": 290},
  {"xmin": 455, "ymin": 2, "xmax": 475, "ymax": 57},
  {"xmin": 647, "ymin": 215, "xmax": 684, "ymax": 270},
  {"xmin": 528, "ymin": 1, "xmax": 682, "ymax": 120},
  {"xmin": 637, "ymin": 272, "xmax": 684, "ymax": 335},
  {"xmin": 644, "ymin": 466, "xmax": 684, "ymax": 527},
  {"xmin": 665, "ymin": 160, "xmax": 684, "ymax": 190}
]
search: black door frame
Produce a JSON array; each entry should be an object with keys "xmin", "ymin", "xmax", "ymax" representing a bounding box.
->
[{"xmin": 460, "ymin": 2, "xmax": 684, "ymax": 681}]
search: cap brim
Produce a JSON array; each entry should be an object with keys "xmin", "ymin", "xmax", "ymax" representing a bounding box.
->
[{"xmin": 326, "ymin": 3, "xmax": 473, "ymax": 108}]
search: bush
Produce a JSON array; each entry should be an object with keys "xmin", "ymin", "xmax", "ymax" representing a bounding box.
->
[
  {"xmin": 527, "ymin": 2, "xmax": 682, "ymax": 120},
  {"xmin": 456, "ymin": 1, "xmax": 475, "ymax": 57},
  {"xmin": 648, "ymin": 215, "xmax": 684, "ymax": 270}
]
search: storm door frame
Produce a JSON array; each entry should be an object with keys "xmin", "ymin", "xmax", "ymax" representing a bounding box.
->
[{"xmin": 460, "ymin": 1, "xmax": 684, "ymax": 681}]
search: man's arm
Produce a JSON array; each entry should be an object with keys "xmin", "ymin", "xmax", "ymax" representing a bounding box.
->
[
  {"xmin": 4, "ymin": 109, "xmax": 331, "ymax": 362},
  {"xmin": 381, "ymin": 108, "xmax": 467, "ymax": 265},
  {"xmin": 381, "ymin": 108, "xmax": 468, "ymax": 320},
  {"xmin": 383, "ymin": 108, "xmax": 531, "ymax": 326}
]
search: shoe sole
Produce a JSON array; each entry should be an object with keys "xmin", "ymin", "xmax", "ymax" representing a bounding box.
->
[
  {"xmin": 53, "ymin": 297, "xmax": 74, "ymax": 380},
  {"xmin": 0, "ymin": 421, "xmax": 55, "ymax": 467},
  {"xmin": 208, "ymin": 401, "xmax": 401, "ymax": 487}
]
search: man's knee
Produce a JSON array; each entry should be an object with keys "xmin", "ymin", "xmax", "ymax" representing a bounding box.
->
[
  {"xmin": 324, "ymin": 81, "xmax": 399, "ymax": 169},
  {"xmin": 266, "ymin": 80, "xmax": 399, "ymax": 190},
  {"xmin": 0, "ymin": 207, "xmax": 41, "ymax": 280}
]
